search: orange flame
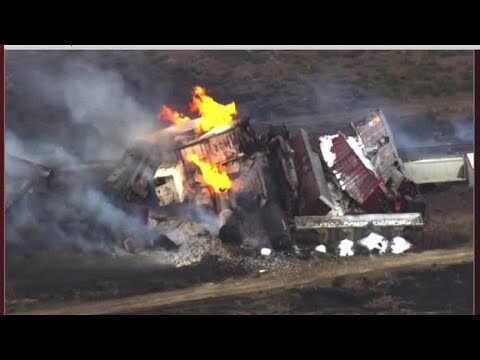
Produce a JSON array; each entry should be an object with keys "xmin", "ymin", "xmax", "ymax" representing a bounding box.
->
[
  {"xmin": 158, "ymin": 105, "xmax": 191, "ymax": 125},
  {"xmin": 157, "ymin": 86, "xmax": 237, "ymax": 133},
  {"xmin": 186, "ymin": 153, "xmax": 232, "ymax": 193},
  {"xmin": 190, "ymin": 86, "xmax": 237, "ymax": 133}
]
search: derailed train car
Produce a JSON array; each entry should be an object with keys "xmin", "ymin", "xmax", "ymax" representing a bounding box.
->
[
  {"xmin": 136, "ymin": 109, "xmax": 425, "ymax": 252},
  {"xmin": 294, "ymin": 110, "xmax": 425, "ymax": 245}
]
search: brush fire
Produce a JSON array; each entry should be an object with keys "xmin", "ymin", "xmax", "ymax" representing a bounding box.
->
[{"xmin": 95, "ymin": 86, "xmax": 426, "ymax": 257}]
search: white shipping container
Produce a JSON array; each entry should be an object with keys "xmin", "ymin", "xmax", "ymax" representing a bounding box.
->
[
  {"xmin": 403, "ymin": 156, "xmax": 466, "ymax": 184},
  {"xmin": 465, "ymin": 153, "xmax": 474, "ymax": 188}
]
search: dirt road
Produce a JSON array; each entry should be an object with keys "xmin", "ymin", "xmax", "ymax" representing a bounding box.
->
[{"xmin": 18, "ymin": 248, "xmax": 472, "ymax": 315}]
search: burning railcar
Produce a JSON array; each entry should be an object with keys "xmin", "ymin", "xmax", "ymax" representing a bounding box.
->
[
  {"xmin": 151, "ymin": 120, "xmax": 297, "ymax": 250},
  {"xmin": 106, "ymin": 87, "xmax": 425, "ymax": 253}
]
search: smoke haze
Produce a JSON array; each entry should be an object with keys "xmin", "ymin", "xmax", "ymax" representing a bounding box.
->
[{"xmin": 5, "ymin": 53, "xmax": 166, "ymax": 251}]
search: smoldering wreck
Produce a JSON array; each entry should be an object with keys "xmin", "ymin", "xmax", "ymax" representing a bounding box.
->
[{"xmin": 6, "ymin": 86, "xmax": 430, "ymax": 261}]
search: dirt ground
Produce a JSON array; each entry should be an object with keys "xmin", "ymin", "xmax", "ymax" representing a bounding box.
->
[
  {"xmin": 7, "ymin": 184, "xmax": 473, "ymax": 315},
  {"xmin": 140, "ymin": 261, "xmax": 473, "ymax": 315},
  {"xmin": 5, "ymin": 50, "xmax": 474, "ymax": 315},
  {"xmin": 11, "ymin": 248, "xmax": 472, "ymax": 315}
]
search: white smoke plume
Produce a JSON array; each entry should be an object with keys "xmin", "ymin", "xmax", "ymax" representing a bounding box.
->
[
  {"xmin": 388, "ymin": 113, "xmax": 473, "ymax": 149},
  {"xmin": 14, "ymin": 61, "xmax": 157, "ymax": 161},
  {"xmin": 5, "ymin": 55, "xmax": 168, "ymax": 252}
]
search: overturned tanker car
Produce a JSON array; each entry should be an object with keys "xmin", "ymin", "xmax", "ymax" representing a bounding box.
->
[{"xmin": 106, "ymin": 109, "xmax": 425, "ymax": 253}]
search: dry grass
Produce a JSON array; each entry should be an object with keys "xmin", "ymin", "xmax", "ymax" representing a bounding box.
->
[{"xmin": 6, "ymin": 50, "xmax": 473, "ymax": 120}]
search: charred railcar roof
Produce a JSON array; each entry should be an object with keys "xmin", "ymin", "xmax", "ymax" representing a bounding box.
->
[
  {"xmin": 320, "ymin": 133, "xmax": 387, "ymax": 212},
  {"xmin": 352, "ymin": 110, "xmax": 406, "ymax": 190},
  {"xmin": 178, "ymin": 120, "xmax": 257, "ymax": 166}
]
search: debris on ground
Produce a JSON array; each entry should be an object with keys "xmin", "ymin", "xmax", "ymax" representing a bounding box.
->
[
  {"xmin": 261, "ymin": 248, "xmax": 272, "ymax": 256},
  {"xmin": 145, "ymin": 217, "xmax": 228, "ymax": 268},
  {"xmin": 337, "ymin": 239, "xmax": 355, "ymax": 257},
  {"xmin": 315, "ymin": 244, "xmax": 327, "ymax": 253},
  {"xmin": 357, "ymin": 233, "xmax": 389, "ymax": 254},
  {"xmin": 390, "ymin": 236, "xmax": 412, "ymax": 254}
]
